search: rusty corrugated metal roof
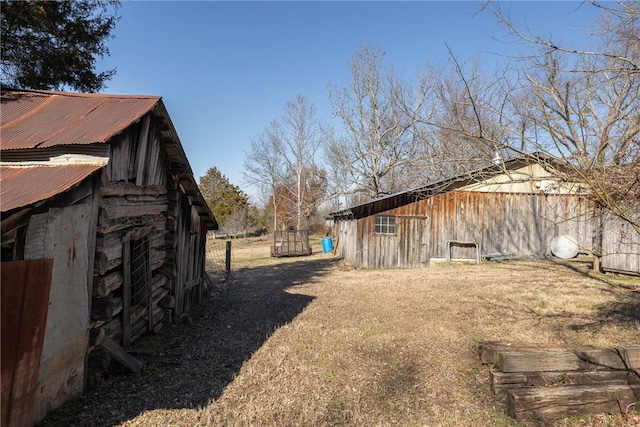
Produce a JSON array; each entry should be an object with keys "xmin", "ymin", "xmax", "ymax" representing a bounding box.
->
[
  {"xmin": 1, "ymin": 90, "xmax": 160, "ymax": 150},
  {"xmin": 0, "ymin": 163, "xmax": 102, "ymax": 212},
  {"xmin": 1, "ymin": 89, "xmax": 217, "ymax": 229}
]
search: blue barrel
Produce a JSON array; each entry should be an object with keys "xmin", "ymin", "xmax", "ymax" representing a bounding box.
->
[{"xmin": 322, "ymin": 237, "xmax": 333, "ymax": 253}]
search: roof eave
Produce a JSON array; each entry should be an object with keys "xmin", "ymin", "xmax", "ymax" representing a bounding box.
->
[{"xmin": 329, "ymin": 154, "xmax": 569, "ymax": 218}]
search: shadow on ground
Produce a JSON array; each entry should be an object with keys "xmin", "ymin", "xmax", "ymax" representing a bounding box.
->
[
  {"xmin": 492, "ymin": 258, "xmax": 640, "ymax": 329},
  {"xmin": 570, "ymin": 292, "xmax": 640, "ymax": 332},
  {"xmin": 39, "ymin": 255, "xmax": 337, "ymax": 427},
  {"xmin": 550, "ymin": 259, "xmax": 640, "ymax": 331}
]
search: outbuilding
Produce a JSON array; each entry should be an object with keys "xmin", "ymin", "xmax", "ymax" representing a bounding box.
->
[
  {"xmin": 331, "ymin": 155, "xmax": 597, "ymax": 269},
  {"xmin": 1, "ymin": 89, "xmax": 217, "ymax": 424}
]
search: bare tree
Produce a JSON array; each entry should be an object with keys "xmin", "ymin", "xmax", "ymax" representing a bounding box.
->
[
  {"xmin": 486, "ymin": 1, "xmax": 640, "ymax": 232},
  {"xmin": 416, "ymin": 54, "xmax": 516, "ymax": 181},
  {"xmin": 222, "ymin": 207, "xmax": 255, "ymax": 237},
  {"xmin": 275, "ymin": 94, "xmax": 325, "ymax": 229},
  {"xmin": 423, "ymin": 2, "xmax": 639, "ymax": 231},
  {"xmin": 327, "ymin": 45, "xmax": 431, "ymax": 199},
  {"xmin": 244, "ymin": 94, "xmax": 326, "ymax": 230},
  {"xmin": 243, "ymin": 121, "xmax": 285, "ymax": 231}
]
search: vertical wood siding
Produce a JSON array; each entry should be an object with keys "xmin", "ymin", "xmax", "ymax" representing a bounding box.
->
[
  {"xmin": 601, "ymin": 215, "xmax": 640, "ymax": 274},
  {"xmin": 337, "ymin": 191, "xmax": 594, "ymax": 269},
  {"xmin": 335, "ymin": 219, "xmax": 358, "ymax": 266},
  {"xmin": 104, "ymin": 113, "xmax": 168, "ymax": 186}
]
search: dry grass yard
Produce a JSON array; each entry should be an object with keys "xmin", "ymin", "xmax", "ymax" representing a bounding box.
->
[{"xmin": 41, "ymin": 237, "xmax": 640, "ymax": 427}]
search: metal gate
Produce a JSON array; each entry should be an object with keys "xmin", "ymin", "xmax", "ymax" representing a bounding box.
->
[{"xmin": 272, "ymin": 229, "xmax": 312, "ymax": 257}]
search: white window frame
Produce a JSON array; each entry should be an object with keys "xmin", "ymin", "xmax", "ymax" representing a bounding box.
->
[{"xmin": 374, "ymin": 216, "xmax": 396, "ymax": 234}]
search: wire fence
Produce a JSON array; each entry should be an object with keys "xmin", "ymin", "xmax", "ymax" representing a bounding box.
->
[{"xmin": 205, "ymin": 233, "xmax": 233, "ymax": 300}]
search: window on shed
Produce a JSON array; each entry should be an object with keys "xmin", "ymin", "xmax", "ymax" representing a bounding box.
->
[{"xmin": 374, "ymin": 216, "xmax": 396, "ymax": 234}]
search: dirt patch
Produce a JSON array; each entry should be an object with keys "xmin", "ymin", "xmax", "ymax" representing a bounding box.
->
[{"xmin": 39, "ymin": 238, "xmax": 640, "ymax": 427}]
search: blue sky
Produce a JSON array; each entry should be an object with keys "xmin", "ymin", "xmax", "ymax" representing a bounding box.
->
[{"xmin": 97, "ymin": 1, "xmax": 602, "ymax": 202}]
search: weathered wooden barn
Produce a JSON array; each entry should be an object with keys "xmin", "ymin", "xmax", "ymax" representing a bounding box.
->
[
  {"xmin": 331, "ymin": 155, "xmax": 638, "ymax": 274},
  {"xmin": 0, "ymin": 89, "xmax": 217, "ymax": 424}
]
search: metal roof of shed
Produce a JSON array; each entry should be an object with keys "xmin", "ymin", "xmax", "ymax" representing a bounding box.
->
[
  {"xmin": 0, "ymin": 163, "xmax": 103, "ymax": 212},
  {"xmin": 330, "ymin": 154, "xmax": 567, "ymax": 220},
  {"xmin": 1, "ymin": 90, "xmax": 160, "ymax": 149},
  {"xmin": 1, "ymin": 89, "xmax": 216, "ymax": 229}
]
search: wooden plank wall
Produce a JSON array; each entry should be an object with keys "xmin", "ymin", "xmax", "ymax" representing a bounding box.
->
[
  {"xmin": 601, "ymin": 215, "xmax": 640, "ymax": 274},
  {"xmin": 103, "ymin": 114, "xmax": 168, "ymax": 186},
  {"xmin": 90, "ymin": 110, "xmax": 204, "ymax": 353},
  {"xmin": 172, "ymin": 187, "xmax": 189, "ymax": 317},
  {"xmin": 338, "ymin": 192, "xmax": 594, "ymax": 269},
  {"xmin": 335, "ymin": 220, "xmax": 358, "ymax": 266},
  {"xmin": 171, "ymin": 188, "xmax": 207, "ymax": 318}
]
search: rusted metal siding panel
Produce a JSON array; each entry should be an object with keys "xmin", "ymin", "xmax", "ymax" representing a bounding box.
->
[
  {"xmin": 0, "ymin": 164, "xmax": 103, "ymax": 213},
  {"xmin": 1, "ymin": 259, "xmax": 53, "ymax": 427}
]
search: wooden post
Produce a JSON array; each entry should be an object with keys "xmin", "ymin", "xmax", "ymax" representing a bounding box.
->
[
  {"xmin": 101, "ymin": 337, "xmax": 143, "ymax": 374},
  {"xmin": 225, "ymin": 240, "xmax": 231, "ymax": 280}
]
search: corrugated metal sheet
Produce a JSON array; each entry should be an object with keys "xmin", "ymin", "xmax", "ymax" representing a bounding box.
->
[
  {"xmin": 1, "ymin": 89, "xmax": 216, "ymax": 228},
  {"xmin": 1, "ymin": 90, "xmax": 159, "ymax": 149},
  {"xmin": 1, "ymin": 259, "xmax": 53, "ymax": 427},
  {"xmin": 0, "ymin": 164, "xmax": 102, "ymax": 212}
]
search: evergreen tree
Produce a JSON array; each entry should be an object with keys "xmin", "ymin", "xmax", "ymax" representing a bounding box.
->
[
  {"xmin": 198, "ymin": 167, "xmax": 251, "ymax": 228},
  {"xmin": 1, "ymin": 0, "xmax": 120, "ymax": 92}
]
